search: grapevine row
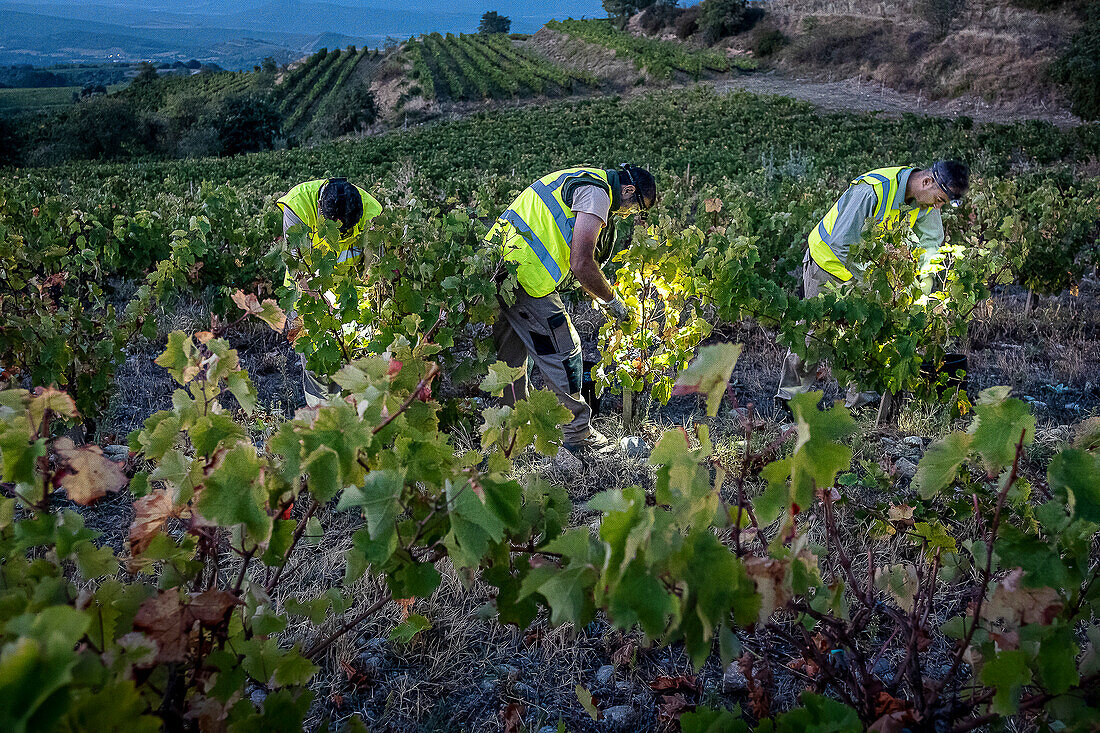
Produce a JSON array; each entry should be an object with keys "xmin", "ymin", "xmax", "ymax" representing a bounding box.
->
[
  {"xmin": 279, "ymin": 48, "xmax": 340, "ymax": 113},
  {"xmin": 407, "ymin": 43, "xmax": 436, "ymax": 100},
  {"xmin": 408, "ymin": 33, "xmax": 594, "ymax": 101},
  {"xmin": 422, "ymin": 33, "xmax": 469, "ymax": 100},
  {"xmin": 284, "ymin": 48, "xmax": 358, "ymax": 131}
]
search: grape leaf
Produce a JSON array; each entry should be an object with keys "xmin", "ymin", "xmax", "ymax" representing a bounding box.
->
[
  {"xmin": 1047, "ymin": 448, "xmax": 1100, "ymax": 524},
  {"xmin": 129, "ymin": 489, "xmax": 175, "ymax": 555},
  {"xmin": 53, "ymin": 438, "xmax": 128, "ymax": 505},
  {"xmin": 196, "ymin": 444, "xmax": 270, "ymax": 543},
  {"xmin": 969, "ymin": 387, "xmax": 1035, "ymax": 476},
  {"xmin": 388, "ymin": 613, "xmax": 432, "ymax": 644},
  {"xmin": 231, "ymin": 290, "xmax": 287, "ymax": 332},
  {"xmin": 913, "ymin": 432, "xmax": 973, "ymax": 498},
  {"xmin": 479, "ymin": 360, "xmax": 526, "ymax": 398},
  {"xmin": 672, "ymin": 343, "xmax": 742, "ymax": 417},
  {"xmin": 980, "ymin": 649, "xmax": 1032, "ymax": 716}
]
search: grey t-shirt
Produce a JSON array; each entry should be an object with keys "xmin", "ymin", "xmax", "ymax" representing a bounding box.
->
[
  {"xmin": 817, "ymin": 171, "xmax": 944, "ymax": 281},
  {"xmin": 570, "ymin": 184, "xmax": 612, "ymax": 224}
]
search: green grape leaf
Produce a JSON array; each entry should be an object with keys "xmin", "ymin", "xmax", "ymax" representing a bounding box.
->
[
  {"xmin": 227, "ymin": 371, "xmax": 258, "ymax": 415},
  {"xmin": 672, "ymin": 343, "xmax": 742, "ymax": 417},
  {"xmin": 479, "ymin": 361, "xmax": 526, "ymax": 398},
  {"xmin": 969, "ymin": 387, "xmax": 1035, "ymax": 476},
  {"xmin": 196, "ymin": 444, "xmax": 271, "ymax": 543},
  {"xmin": 1037, "ymin": 624, "xmax": 1079, "ymax": 695},
  {"xmin": 980, "ymin": 649, "xmax": 1032, "ymax": 716},
  {"xmin": 510, "ymin": 389, "xmax": 571, "ymax": 455},
  {"xmin": 913, "ymin": 432, "xmax": 973, "ymax": 498},
  {"xmin": 1047, "ymin": 448, "xmax": 1100, "ymax": 524},
  {"xmin": 682, "ymin": 706, "xmax": 749, "ymax": 733},
  {"xmin": 303, "ymin": 445, "xmax": 341, "ymax": 503},
  {"xmin": 775, "ymin": 693, "xmax": 861, "ymax": 732},
  {"xmin": 388, "ymin": 613, "xmax": 431, "ymax": 644}
]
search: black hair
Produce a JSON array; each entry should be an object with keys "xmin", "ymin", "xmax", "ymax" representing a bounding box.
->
[
  {"xmin": 620, "ymin": 164, "xmax": 657, "ymax": 208},
  {"xmin": 930, "ymin": 160, "xmax": 970, "ymax": 199},
  {"xmin": 318, "ymin": 178, "xmax": 363, "ymax": 235}
]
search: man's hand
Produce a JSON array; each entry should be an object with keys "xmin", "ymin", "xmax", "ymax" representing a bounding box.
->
[{"xmin": 600, "ymin": 297, "xmax": 632, "ymax": 325}]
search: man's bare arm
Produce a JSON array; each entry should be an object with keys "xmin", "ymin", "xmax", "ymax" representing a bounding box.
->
[{"xmin": 569, "ymin": 211, "xmax": 615, "ymax": 303}]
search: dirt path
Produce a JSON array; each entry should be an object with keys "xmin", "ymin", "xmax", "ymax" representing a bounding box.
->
[{"xmin": 710, "ymin": 70, "xmax": 1082, "ymax": 127}]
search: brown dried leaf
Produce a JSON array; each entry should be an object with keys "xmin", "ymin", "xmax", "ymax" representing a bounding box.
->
[
  {"xmin": 231, "ymin": 289, "xmax": 287, "ymax": 331},
  {"xmin": 982, "ymin": 568, "xmax": 1063, "ymax": 626},
  {"xmin": 611, "ymin": 639, "xmax": 636, "ymax": 667},
  {"xmin": 395, "ymin": 597, "xmax": 415, "ymax": 622},
  {"xmin": 133, "ymin": 591, "xmax": 190, "ymax": 663},
  {"xmin": 649, "ymin": 675, "xmax": 700, "ymax": 693},
  {"xmin": 744, "ymin": 556, "xmax": 792, "ymax": 623},
  {"xmin": 54, "ymin": 438, "xmax": 127, "ymax": 505},
  {"xmin": 187, "ymin": 589, "xmax": 239, "ymax": 626},
  {"xmin": 888, "ymin": 504, "xmax": 915, "ymax": 525},
  {"xmin": 657, "ymin": 692, "xmax": 694, "ymax": 722},
  {"xmin": 30, "ymin": 387, "xmax": 78, "ymax": 428},
  {"xmin": 703, "ymin": 198, "xmax": 723, "ymax": 213},
  {"xmin": 184, "ymin": 694, "xmax": 230, "ymax": 733},
  {"xmin": 499, "ymin": 701, "xmax": 525, "ymax": 733},
  {"xmin": 129, "ymin": 489, "xmax": 175, "ymax": 555}
]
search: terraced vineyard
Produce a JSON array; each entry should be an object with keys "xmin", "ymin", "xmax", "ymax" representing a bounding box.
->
[
  {"xmin": 547, "ymin": 18, "xmax": 756, "ymax": 80},
  {"xmin": 279, "ymin": 46, "xmax": 370, "ymax": 131},
  {"xmin": 408, "ymin": 32, "xmax": 597, "ymax": 101}
]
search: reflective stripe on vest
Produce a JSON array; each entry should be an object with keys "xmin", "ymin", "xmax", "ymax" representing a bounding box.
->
[
  {"xmin": 808, "ymin": 166, "xmax": 928, "ymax": 282},
  {"xmin": 486, "ymin": 167, "xmax": 611, "ymax": 298}
]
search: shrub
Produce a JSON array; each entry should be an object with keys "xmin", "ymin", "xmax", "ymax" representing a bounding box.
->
[
  {"xmin": 0, "ymin": 115, "xmax": 22, "ymax": 166},
  {"xmin": 314, "ymin": 82, "xmax": 378, "ymax": 137},
  {"xmin": 753, "ymin": 28, "xmax": 787, "ymax": 57},
  {"xmin": 639, "ymin": 1, "xmax": 680, "ymax": 34},
  {"xmin": 52, "ymin": 97, "xmax": 153, "ymax": 161},
  {"xmin": 698, "ymin": 0, "xmax": 749, "ymax": 43},
  {"xmin": 1052, "ymin": 5, "xmax": 1100, "ymax": 121},
  {"xmin": 914, "ymin": 0, "xmax": 966, "ymax": 37},
  {"xmin": 209, "ymin": 94, "xmax": 283, "ymax": 157},
  {"xmin": 675, "ymin": 5, "xmax": 701, "ymax": 38}
]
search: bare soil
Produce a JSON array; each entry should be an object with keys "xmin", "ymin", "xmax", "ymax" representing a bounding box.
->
[{"xmin": 710, "ymin": 70, "xmax": 1081, "ymax": 127}]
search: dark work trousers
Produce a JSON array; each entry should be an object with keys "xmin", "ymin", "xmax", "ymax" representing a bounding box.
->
[{"xmin": 493, "ymin": 289, "xmax": 591, "ymax": 445}]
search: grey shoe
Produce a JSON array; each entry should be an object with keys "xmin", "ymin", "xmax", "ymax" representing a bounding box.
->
[{"xmin": 563, "ymin": 429, "xmax": 617, "ymax": 456}]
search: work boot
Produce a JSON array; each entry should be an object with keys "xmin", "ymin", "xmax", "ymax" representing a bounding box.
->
[{"xmin": 563, "ymin": 429, "xmax": 617, "ymax": 456}]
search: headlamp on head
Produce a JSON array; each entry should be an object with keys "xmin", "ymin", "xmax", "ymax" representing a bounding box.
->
[{"xmin": 930, "ymin": 161, "xmax": 966, "ymax": 208}]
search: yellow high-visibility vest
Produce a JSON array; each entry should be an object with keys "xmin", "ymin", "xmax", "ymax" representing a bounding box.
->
[
  {"xmin": 276, "ymin": 179, "xmax": 382, "ymax": 265},
  {"xmin": 808, "ymin": 166, "xmax": 930, "ymax": 281},
  {"xmin": 485, "ymin": 167, "xmax": 614, "ymax": 298}
]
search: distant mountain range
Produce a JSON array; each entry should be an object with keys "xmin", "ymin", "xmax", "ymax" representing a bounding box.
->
[{"xmin": 0, "ymin": 0, "xmax": 604, "ymax": 69}]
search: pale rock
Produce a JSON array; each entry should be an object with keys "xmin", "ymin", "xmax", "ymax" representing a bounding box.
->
[
  {"xmin": 723, "ymin": 663, "xmax": 748, "ymax": 693},
  {"xmin": 595, "ymin": 664, "xmax": 615, "ymax": 686},
  {"xmin": 895, "ymin": 457, "xmax": 918, "ymax": 479},
  {"xmin": 619, "ymin": 436, "xmax": 650, "ymax": 459},
  {"xmin": 602, "ymin": 705, "xmax": 636, "ymax": 730},
  {"xmin": 902, "ymin": 436, "xmax": 924, "ymax": 448},
  {"xmin": 554, "ymin": 447, "xmax": 583, "ymax": 471},
  {"xmin": 103, "ymin": 444, "xmax": 130, "ymax": 458}
]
